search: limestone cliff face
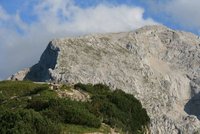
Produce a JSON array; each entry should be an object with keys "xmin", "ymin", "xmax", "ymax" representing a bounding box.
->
[
  {"xmin": 24, "ymin": 42, "xmax": 60, "ymax": 81},
  {"xmin": 11, "ymin": 25, "xmax": 200, "ymax": 134}
]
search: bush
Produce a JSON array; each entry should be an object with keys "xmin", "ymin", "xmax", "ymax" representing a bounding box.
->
[
  {"xmin": 74, "ymin": 83, "xmax": 111, "ymax": 95},
  {"xmin": 41, "ymin": 99, "xmax": 101, "ymax": 128},
  {"xmin": 26, "ymin": 99, "xmax": 49, "ymax": 111},
  {"xmin": 77, "ymin": 83, "xmax": 150, "ymax": 133},
  {"xmin": 0, "ymin": 109, "xmax": 61, "ymax": 134},
  {"xmin": 108, "ymin": 90, "xmax": 150, "ymax": 132},
  {"xmin": 0, "ymin": 81, "xmax": 150, "ymax": 133}
]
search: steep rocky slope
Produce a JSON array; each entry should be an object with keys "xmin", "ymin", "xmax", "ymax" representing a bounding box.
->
[{"xmin": 11, "ymin": 25, "xmax": 200, "ymax": 134}]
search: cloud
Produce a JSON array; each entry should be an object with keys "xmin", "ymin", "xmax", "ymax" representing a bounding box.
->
[{"xmin": 0, "ymin": 0, "xmax": 157, "ymax": 80}]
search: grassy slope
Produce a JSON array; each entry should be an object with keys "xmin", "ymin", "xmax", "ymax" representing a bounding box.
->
[{"xmin": 0, "ymin": 81, "xmax": 149, "ymax": 134}]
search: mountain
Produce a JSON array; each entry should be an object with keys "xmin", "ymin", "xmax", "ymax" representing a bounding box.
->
[{"xmin": 10, "ymin": 25, "xmax": 200, "ymax": 134}]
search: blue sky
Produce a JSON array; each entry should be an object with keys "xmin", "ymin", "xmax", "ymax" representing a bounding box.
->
[{"xmin": 0, "ymin": 0, "xmax": 200, "ymax": 80}]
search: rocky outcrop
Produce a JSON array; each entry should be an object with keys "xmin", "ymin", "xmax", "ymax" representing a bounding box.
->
[
  {"xmin": 8, "ymin": 68, "xmax": 30, "ymax": 81},
  {"xmin": 24, "ymin": 42, "xmax": 60, "ymax": 81},
  {"xmin": 12, "ymin": 25, "xmax": 200, "ymax": 133}
]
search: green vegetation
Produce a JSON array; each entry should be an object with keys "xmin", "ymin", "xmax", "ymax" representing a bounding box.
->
[
  {"xmin": 0, "ymin": 81, "xmax": 150, "ymax": 134},
  {"xmin": 34, "ymin": 99, "xmax": 101, "ymax": 128},
  {"xmin": 0, "ymin": 81, "xmax": 60, "ymax": 134},
  {"xmin": 60, "ymin": 84, "xmax": 72, "ymax": 92},
  {"xmin": 75, "ymin": 83, "xmax": 150, "ymax": 133},
  {"xmin": 0, "ymin": 109, "xmax": 61, "ymax": 134},
  {"xmin": 63, "ymin": 123, "xmax": 111, "ymax": 133}
]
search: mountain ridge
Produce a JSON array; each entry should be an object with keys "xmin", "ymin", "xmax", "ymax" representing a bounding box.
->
[{"xmin": 9, "ymin": 25, "xmax": 200, "ymax": 134}]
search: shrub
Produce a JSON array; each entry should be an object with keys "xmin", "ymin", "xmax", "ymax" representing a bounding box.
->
[
  {"xmin": 0, "ymin": 109, "xmax": 61, "ymax": 134},
  {"xmin": 26, "ymin": 99, "xmax": 49, "ymax": 111},
  {"xmin": 42, "ymin": 99, "xmax": 101, "ymax": 128},
  {"xmin": 0, "ymin": 81, "xmax": 150, "ymax": 133},
  {"xmin": 77, "ymin": 84, "xmax": 150, "ymax": 133},
  {"xmin": 74, "ymin": 83, "xmax": 111, "ymax": 95},
  {"xmin": 108, "ymin": 90, "xmax": 150, "ymax": 132}
]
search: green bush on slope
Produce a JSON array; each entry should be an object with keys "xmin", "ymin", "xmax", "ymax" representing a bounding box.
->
[
  {"xmin": 0, "ymin": 81, "xmax": 150, "ymax": 134},
  {"xmin": 29, "ymin": 99, "xmax": 101, "ymax": 128},
  {"xmin": 75, "ymin": 83, "xmax": 150, "ymax": 133},
  {"xmin": 0, "ymin": 109, "xmax": 61, "ymax": 134}
]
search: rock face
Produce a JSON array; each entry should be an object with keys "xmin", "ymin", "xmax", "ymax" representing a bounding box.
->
[
  {"xmin": 8, "ymin": 68, "xmax": 30, "ymax": 81},
  {"xmin": 25, "ymin": 42, "xmax": 60, "ymax": 81},
  {"xmin": 12, "ymin": 25, "xmax": 200, "ymax": 133}
]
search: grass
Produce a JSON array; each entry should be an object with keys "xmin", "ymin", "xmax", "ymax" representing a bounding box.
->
[
  {"xmin": 0, "ymin": 80, "xmax": 45, "ymax": 100},
  {"xmin": 60, "ymin": 84, "xmax": 72, "ymax": 92},
  {"xmin": 63, "ymin": 123, "xmax": 111, "ymax": 133},
  {"xmin": 0, "ymin": 81, "xmax": 57, "ymax": 110}
]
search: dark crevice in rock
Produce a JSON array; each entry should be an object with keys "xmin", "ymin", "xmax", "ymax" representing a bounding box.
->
[
  {"xmin": 185, "ymin": 78, "xmax": 200, "ymax": 120},
  {"xmin": 24, "ymin": 42, "xmax": 60, "ymax": 82},
  {"xmin": 184, "ymin": 92, "xmax": 200, "ymax": 120}
]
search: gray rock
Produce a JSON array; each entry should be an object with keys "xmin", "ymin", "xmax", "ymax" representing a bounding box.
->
[
  {"xmin": 7, "ymin": 68, "xmax": 30, "ymax": 81},
  {"xmin": 11, "ymin": 25, "xmax": 200, "ymax": 133}
]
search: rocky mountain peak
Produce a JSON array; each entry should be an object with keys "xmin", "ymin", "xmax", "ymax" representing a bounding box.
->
[{"xmin": 9, "ymin": 25, "xmax": 200, "ymax": 134}]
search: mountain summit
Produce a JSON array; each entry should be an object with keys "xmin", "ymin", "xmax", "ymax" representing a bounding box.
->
[{"xmin": 10, "ymin": 25, "xmax": 200, "ymax": 134}]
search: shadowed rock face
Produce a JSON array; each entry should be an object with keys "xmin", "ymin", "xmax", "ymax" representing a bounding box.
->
[
  {"xmin": 11, "ymin": 25, "xmax": 200, "ymax": 134},
  {"xmin": 24, "ymin": 42, "xmax": 60, "ymax": 81},
  {"xmin": 185, "ymin": 77, "xmax": 200, "ymax": 119},
  {"xmin": 185, "ymin": 93, "xmax": 200, "ymax": 119}
]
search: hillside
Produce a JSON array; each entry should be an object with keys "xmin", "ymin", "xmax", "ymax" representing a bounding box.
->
[
  {"xmin": 9, "ymin": 25, "xmax": 200, "ymax": 133},
  {"xmin": 0, "ymin": 81, "xmax": 149, "ymax": 134}
]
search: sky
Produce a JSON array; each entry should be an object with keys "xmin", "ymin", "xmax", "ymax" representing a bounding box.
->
[{"xmin": 0, "ymin": 0, "xmax": 200, "ymax": 80}]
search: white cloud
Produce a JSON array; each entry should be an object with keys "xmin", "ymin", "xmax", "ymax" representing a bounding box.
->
[{"xmin": 0, "ymin": 0, "xmax": 157, "ymax": 80}]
